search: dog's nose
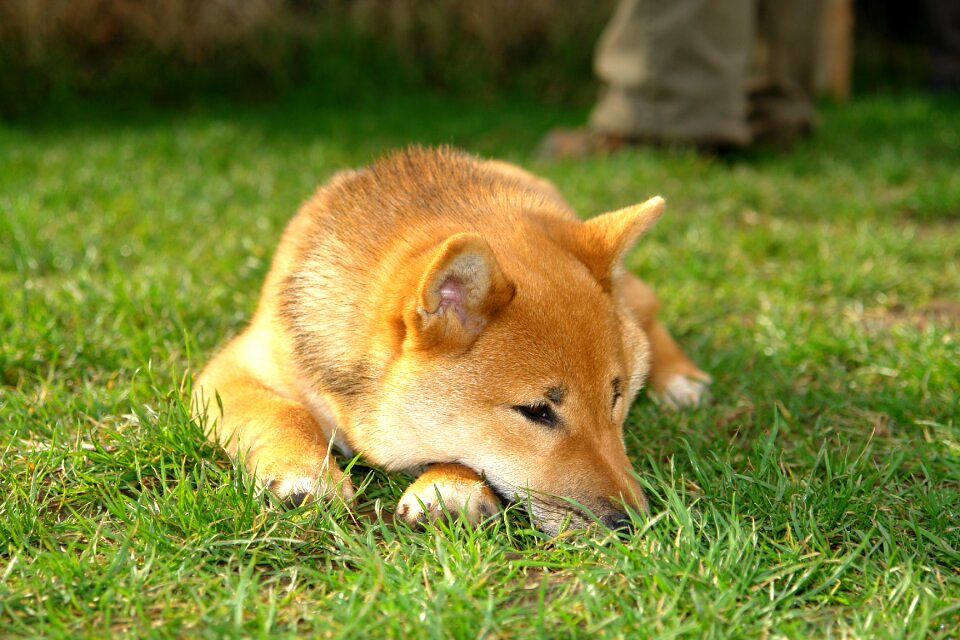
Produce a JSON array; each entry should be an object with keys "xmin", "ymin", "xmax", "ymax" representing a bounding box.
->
[{"xmin": 601, "ymin": 511, "xmax": 634, "ymax": 532}]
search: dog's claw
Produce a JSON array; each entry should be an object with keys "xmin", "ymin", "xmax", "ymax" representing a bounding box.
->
[
  {"xmin": 287, "ymin": 491, "xmax": 310, "ymax": 508},
  {"xmin": 264, "ymin": 470, "xmax": 356, "ymax": 507}
]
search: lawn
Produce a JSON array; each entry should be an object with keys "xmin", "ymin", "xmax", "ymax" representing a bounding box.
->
[{"xmin": 1, "ymin": 91, "xmax": 958, "ymax": 638}]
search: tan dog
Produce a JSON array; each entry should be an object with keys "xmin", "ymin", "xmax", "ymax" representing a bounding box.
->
[{"xmin": 193, "ymin": 147, "xmax": 709, "ymax": 534}]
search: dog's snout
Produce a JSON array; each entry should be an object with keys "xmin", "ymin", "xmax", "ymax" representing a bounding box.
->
[{"xmin": 601, "ymin": 511, "xmax": 634, "ymax": 532}]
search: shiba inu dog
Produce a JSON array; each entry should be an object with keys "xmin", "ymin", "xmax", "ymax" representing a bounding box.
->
[{"xmin": 193, "ymin": 147, "xmax": 709, "ymax": 534}]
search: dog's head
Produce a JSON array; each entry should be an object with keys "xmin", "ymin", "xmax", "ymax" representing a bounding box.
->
[{"xmin": 376, "ymin": 196, "xmax": 664, "ymax": 534}]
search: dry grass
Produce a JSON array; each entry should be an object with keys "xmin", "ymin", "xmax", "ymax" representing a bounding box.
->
[
  {"xmin": 2, "ymin": 0, "xmax": 284, "ymax": 62},
  {"xmin": 0, "ymin": 0, "xmax": 609, "ymax": 71}
]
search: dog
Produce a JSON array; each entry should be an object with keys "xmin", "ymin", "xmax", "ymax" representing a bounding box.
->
[{"xmin": 193, "ymin": 147, "xmax": 709, "ymax": 534}]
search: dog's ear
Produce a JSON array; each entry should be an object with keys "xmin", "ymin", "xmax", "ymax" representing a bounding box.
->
[
  {"xmin": 407, "ymin": 233, "xmax": 515, "ymax": 350},
  {"xmin": 575, "ymin": 196, "xmax": 664, "ymax": 291}
]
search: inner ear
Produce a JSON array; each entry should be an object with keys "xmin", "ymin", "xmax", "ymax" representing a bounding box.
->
[
  {"xmin": 408, "ymin": 233, "xmax": 515, "ymax": 350},
  {"xmin": 437, "ymin": 276, "xmax": 469, "ymax": 324}
]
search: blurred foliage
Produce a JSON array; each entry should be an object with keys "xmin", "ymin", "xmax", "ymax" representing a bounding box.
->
[
  {"xmin": 0, "ymin": 0, "xmax": 613, "ymax": 120},
  {"xmin": 0, "ymin": 0, "xmax": 945, "ymax": 121},
  {"xmin": 852, "ymin": 1, "xmax": 931, "ymax": 92}
]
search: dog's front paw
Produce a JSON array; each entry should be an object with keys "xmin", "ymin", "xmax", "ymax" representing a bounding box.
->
[
  {"xmin": 654, "ymin": 373, "xmax": 711, "ymax": 409},
  {"xmin": 261, "ymin": 458, "xmax": 355, "ymax": 507},
  {"xmin": 396, "ymin": 463, "xmax": 500, "ymax": 527}
]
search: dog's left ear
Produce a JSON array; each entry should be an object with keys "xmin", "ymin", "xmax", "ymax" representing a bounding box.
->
[
  {"xmin": 407, "ymin": 233, "xmax": 515, "ymax": 351},
  {"xmin": 576, "ymin": 196, "xmax": 664, "ymax": 291}
]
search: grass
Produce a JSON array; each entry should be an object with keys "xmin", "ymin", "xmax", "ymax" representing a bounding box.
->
[{"xmin": 1, "ymin": 89, "xmax": 958, "ymax": 638}]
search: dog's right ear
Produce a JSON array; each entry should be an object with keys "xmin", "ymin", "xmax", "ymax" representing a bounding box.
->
[{"xmin": 406, "ymin": 233, "xmax": 515, "ymax": 351}]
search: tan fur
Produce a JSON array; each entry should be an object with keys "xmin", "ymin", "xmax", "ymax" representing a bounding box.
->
[{"xmin": 194, "ymin": 147, "xmax": 709, "ymax": 534}]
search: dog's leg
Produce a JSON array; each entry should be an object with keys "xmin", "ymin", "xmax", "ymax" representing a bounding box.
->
[
  {"xmin": 193, "ymin": 339, "xmax": 354, "ymax": 506},
  {"xmin": 619, "ymin": 275, "xmax": 711, "ymax": 408},
  {"xmin": 396, "ymin": 464, "xmax": 500, "ymax": 527}
]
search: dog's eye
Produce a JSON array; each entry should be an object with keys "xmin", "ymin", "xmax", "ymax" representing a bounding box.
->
[
  {"xmin": 513, "ymin": 404, "xmax": 558, "ymax": 428},
  {"xmin": 612, "ymin": 377, "xmax": 623, "ymax": 409}
]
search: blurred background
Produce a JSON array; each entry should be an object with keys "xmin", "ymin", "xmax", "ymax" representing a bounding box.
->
[{"xmin": 0, "ymin": 0, "xmax": 952, "ymax": 120}]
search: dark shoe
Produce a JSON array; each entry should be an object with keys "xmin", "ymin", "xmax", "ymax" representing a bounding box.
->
[
  {"xmin": 538, "ymin": 127, "xmax": 742, "ymax": 159},
  {"xmin": 748, "ymin": 87, "xmax": 815, "ymax": 151},
  {"xmin": 537, "ymin": 128, "xmax": 633, "ymax": 159}
]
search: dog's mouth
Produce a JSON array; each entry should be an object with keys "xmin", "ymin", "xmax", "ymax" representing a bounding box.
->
[
  {"xmin": 483, "ymin": 476, "xmax": 596, "ymax": 535},
  {"xmin": 484, "ymin": 478, "xmax": 514, "ymax": 506}
]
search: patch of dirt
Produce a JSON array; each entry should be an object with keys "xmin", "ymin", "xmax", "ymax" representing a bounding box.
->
[{"xmin": 862, "ymin": 299, "xmax": 960, "ymax": 332}]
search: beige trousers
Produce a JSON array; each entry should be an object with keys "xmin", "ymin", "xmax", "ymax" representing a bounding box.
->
[{"xmin": 590, "ymin": 0, "xmax": 824, "ymax": 146}]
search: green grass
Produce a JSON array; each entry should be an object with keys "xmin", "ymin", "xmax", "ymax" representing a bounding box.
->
[{"xmin": 1, "ymin": 91, "xmax": 958, "ymax": 638}]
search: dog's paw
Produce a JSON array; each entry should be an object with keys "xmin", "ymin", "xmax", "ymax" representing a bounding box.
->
[
  {"xmin": 655, "ymin": 373, "xmax": 711, "ymax": 410},
  {"xmin": 262, "ymin": 461, "xmax": 355, "ymax": 507},
  {"xmin": 396, "ymin": 466, "xmax": 500, "ymax": 527}
]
